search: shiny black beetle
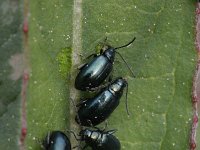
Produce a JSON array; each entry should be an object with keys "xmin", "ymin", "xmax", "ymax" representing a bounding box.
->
[
  {"xmin": 69, "ymin": 128, "xmax": 120, "ymax": 150},
  {"xmin": 75, "ymin": 77, "xmax": 128, "ymax": 126},
  {"xmin": 75, "ymin": 37, "xmax": 136, "ymax": 91},
  {"xmin": 79, "ymin": 128, "xmax": 120, "ymax": 150},
  {"xmin": 43, "ymin": 131, "xmax": 71, "ymax": 150}
]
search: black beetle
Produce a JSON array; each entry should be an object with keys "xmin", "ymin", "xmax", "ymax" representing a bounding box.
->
[
  {"xmin": 75, "ymin": 37, "xmax": 136, "ymax": 91},
  {"xmin": 69, "ymin": 128, "xmax": 120, "ymax": 150},
  {"xmin": 43, "ymin": 131, "xmax": 71, "ymax": 150},
  {"xmin": 75, "ymin": 77, "xmax": 128, "ymax": 126},
  {"xmin": 80, "ymin": 128, "xmax": 120, "ymax": 150}
]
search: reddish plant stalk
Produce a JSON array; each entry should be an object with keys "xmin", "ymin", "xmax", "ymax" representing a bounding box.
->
[
  {"xmin": 19, "ymin": 0, "xmax": 29, "ymax": 149},
  {"xmin": 190, "ymin": 2, "xmax": 200, "ymax": 150},
  {"xmin": 19, "ymin": 72, "xmax": 29, "ymax": 150}
]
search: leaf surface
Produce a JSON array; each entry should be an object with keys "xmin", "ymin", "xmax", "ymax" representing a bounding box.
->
[
  {"xmin": 25, "ymin": 0, "xmax": 197, "ymax": 150},
  {"xmin": 82, "ymin": 0, "xmax": 196, "ymax": 150},
  {"xmin": 25, "ymin": 0, "xmax": 73, "ymax": 149},
  {"xmin": 0, "ymin": 0, "xmax": 23, "ymax": 149}
]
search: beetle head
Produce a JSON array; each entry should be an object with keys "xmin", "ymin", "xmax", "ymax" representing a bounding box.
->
[{"xmin": 79, "ymin": 129, "xmax": 90, "ymax": 140}]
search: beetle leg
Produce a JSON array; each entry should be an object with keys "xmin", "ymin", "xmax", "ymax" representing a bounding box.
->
[
  {"xmin": 87, "ymin": 119, "xmax": 102, "ymax": 129},
  {"xmin": 89, "ymin": 82, "xmax": 111, "ymax": 91},
  {"xmin": 76, "ymin": 100, "xmax": 88, "ymax": 107},
  {"xmin": 101, "ymin": 37, "xmax": 108, "ymax": 46},
  {"xmin": 102, "ymin": 120, "xmax": 108, "ymax": 131},
  {"xmin": 86, "ymin": 53, "xmax": 97, "ymax": 59},
  {"xmin": 107, "ymin": 129, "xmax": 117, "ymax": 135},
  {"xmin": 103, "ymin": 36, "xmax": 108, "ymax": 43},
  {"xmin": 108, "ymin": 74, "xmax": 113, "ymax": 83},
  {"xmin": 77, "ymin": 63, "xmax": 87, "ymax": 70},
  {"xmin": 66, "ymin": 130, "xmax": 81, "ymax": 141},
  {"xmin": 97, "ymin": 134, "xmax": 104, "ymax": 146},
  {"xmin": 77, "ymin": 53, "xmax": 97, "ymax": 70},
  {"xmin": 96, "ymin": 37, "xmax": 111, "ymax": 54},
  {"xmin": 100, "ymin": 48, "xmax": 104, "ymax": 54},
  {"xmin": 77, "ymin": 52, "xmax": 84, "ymax": 58},
  {"xmin": 98, "ymin": 37, "xmax": 108, "ymax": 47},
  {"xmin": 91, "ymin": 126, "xmax": 101, "ymax": 131}
]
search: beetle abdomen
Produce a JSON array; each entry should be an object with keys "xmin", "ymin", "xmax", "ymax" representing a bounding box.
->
[
  {"xmin": 75, "ymin": 55, "xmax": 112, "ymax": 91},
  {"xmin": 76, "ymin": 90, "xmax": 120, "ymax": 126},
  {"xmin": 91, "ymin": 134, "xmax": 121, "ymax": 150}
]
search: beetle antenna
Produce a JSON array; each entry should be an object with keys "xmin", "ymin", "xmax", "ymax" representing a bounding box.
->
[
  {"xmin": 125, "ymin": 82, "xmax": 130, "ymax": 116},
  {"xmin": 107, "ymin": 129, "xmax": 117, "ymax": 135},
  {"xmin": 114, "ymin": 37, "xmax": 136, "ymax": 50},
  {"xmin": 115, "ymin": 51, "xmax": 135, "ymax": 78}
]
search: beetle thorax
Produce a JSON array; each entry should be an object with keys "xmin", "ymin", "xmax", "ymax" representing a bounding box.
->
[
  {"xmin": 109, "ymin": 78, "xmax": 126, "ymax": 93},
  {"xmin": 103, "ymin": 47, "xmax": 115, "ymax": 63},
  {"xmin": 81, "ymin": 129, "xmax": 101, "ymax": 141}
]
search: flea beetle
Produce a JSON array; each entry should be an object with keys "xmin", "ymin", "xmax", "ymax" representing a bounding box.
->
[
  {"xmin": 43, "ymin": 131, "xmax": 71, "ymax": 150},
  {"xmin": 79, "ymin": 128, "xmax": 120, "ymax": 150},
  {"xmin": 75, "ymin": 77, "xmax": 128, "ymax": 126},
  {"xmin": 75, "ymin": 37, "xmax": 136, "ymax": 91}
]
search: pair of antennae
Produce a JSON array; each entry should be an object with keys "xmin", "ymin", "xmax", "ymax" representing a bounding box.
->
[{"xmin": 114, "ymin": 37, "xmax": 136, "ymax": 78}]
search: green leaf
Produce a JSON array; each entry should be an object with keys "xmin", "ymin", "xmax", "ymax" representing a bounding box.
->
[
  {"xmin": 0, "ymin": 0, "xmax": 23, "ymax": 149},
  {"xmin": 25, "ymin": 0, "xmax": 73, "ymax": 149},
  {"xmin": 25, "ymin": 0, "xmax": 197, "ymax": 150},
  {"xmin": 82, "ymin": 1, "xmax": 197, "ymax": 150}
]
